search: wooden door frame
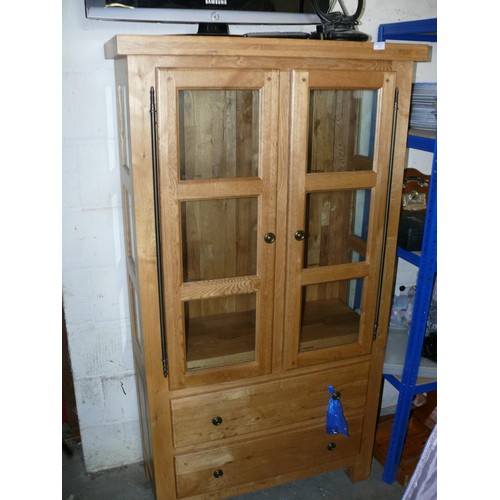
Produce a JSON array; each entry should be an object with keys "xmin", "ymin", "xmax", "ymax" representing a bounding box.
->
[
  {"xmin": 156, "ymin": 67, "xmax": 280, "ymax": 389},
  {"xmin": 283, "ymin": 69, "xmax": 397, "ymax": 370}
]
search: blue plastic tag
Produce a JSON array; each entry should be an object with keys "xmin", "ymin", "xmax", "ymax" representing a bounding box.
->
[{"xmin": 326, "ymin": 385, "xmax": 349, "ymax": 436}]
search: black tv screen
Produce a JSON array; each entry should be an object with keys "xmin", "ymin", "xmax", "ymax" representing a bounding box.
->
[
  {"xmin": 104, "ymin": 1, "xmax": 324, "ymax": 13},
  {"xmin": 86, "ymin": 0, "xmax": 329, "ymax": 25}
]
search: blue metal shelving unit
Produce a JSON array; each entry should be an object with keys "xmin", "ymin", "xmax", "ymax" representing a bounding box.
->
[
  {"xmin": 377, "ymin": 18, "xmax": 437, "ymax": 485},
  {"xmin": 378, "ymin": 18, "xmax": 437, "ymax": 43}
]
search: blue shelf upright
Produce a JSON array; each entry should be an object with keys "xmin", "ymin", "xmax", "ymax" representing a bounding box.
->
[
  {"xmin": 383, "ymin": 143, "xmax": 437, "ymax": 484},
  {"xmin": 377, "ymin": 18, "xmax": 437, "ymax": 485}
]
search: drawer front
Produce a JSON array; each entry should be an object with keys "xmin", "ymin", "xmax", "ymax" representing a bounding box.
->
[
  {"xmin": 175, "ymin": 415, "xmax": 363, "ymax": 498},
  {"xmin": 171, "ymin": 362, "xmax": 369, "ymax": 448}
]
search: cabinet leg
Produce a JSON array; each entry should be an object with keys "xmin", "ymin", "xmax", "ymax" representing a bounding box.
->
[{"xmin": 345, "ymin": 460, "xmax": 371, "ymax": 483}]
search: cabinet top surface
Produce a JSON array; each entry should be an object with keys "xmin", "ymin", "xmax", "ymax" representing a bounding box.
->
[{"xmin": 105, "ymin": 34, "xmax": 430, "ymax": 62}]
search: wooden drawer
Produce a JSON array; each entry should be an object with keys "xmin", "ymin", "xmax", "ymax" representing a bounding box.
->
[
  {"xmin": 175, "ymin": 415, "xmax": 363, "ymax": 498},
  {"xmin": 171, "ymin": 362, "xmax": 369, "ymax": 448}
]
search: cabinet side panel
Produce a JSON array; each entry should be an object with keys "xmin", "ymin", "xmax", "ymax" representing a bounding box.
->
[
  {"xmin": 125, "ymin": 56, "xmax": 178, "ymax": 498},
  {"xmin": 347, "ymin": 60, "xmax": 416, "ymax": 482},
  {"xmin": 114, "ymin": 56, "xmax": 154, "ymax": 480}
]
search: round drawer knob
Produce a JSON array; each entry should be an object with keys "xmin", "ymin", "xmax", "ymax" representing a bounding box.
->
[
  {"xmin": 213, "ymin": 469, "xmax": 224, "ymax": 479},
  {"xmin": 327, "ymin": 442, "xmax": 337, "ymax": 451},
  {"xmin": 212, "ymin": 416, "xmax": 223, "ymax": 426}
]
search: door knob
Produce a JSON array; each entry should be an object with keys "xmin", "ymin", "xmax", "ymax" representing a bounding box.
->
[
  {"xmin": 264, "ymin": 232, "xmax": 276, "ymax": 244},
  {"xmin": 294, "ymin": 230, "xmax": 306, "ymax": 241}
]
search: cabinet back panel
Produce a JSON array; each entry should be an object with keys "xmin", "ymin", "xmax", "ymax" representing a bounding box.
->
[
  {"xmin": 178, "ymin": 90, "xmax": 259, "ymax": 180},
  {"xmin": 181, "ymin": 198, "xmax": 258, "ymax": 287}
]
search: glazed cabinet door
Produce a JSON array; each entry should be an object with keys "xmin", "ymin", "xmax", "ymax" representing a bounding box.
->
[
  {"xmin": 156, "ymin": 68, "xmax": 279, "ymax": 389},
  {"xmin": 284, "ymin": 69, "xmax": 397, "ymax": 369}
]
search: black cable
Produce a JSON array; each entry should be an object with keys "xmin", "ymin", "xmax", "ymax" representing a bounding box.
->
[
  {"xmin": 312, "ymin": 0, "xmax": 364, "ymax": 32},
  {"xmin": 338, "ymin": 0, "xmax": 364, "ymax": 22}
]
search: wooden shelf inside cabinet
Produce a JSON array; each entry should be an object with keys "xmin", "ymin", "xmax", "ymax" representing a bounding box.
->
[
  {"xmin": 300, "ymin": 299, "xmax": 360, "ymax": 352},
  {"xmin": 186, "ymin": 299, "xmax": 361, "ymax": 370},
  {"xmin": 186, "ymin": 309, "xmax": 256, "ymax": 371}
]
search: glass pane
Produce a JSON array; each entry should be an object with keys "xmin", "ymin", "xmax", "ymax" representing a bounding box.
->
[
  {"xmin": 185, "ymin": 294, "xmax": 256, "ymax": 371},
  {"xmin": 181, "ymin": 198, "xmax": 258, "ymax": 282},
  {"xmin": 356, "ymin": 90, "xmax": 377, "ymax": 158},
  {"xmin": 308, "ymin": 89, "xmax": 377, "ymax": 172},
  {"xmin": 299, "ymin": 279, "xmax": 363, "ymax": 352},
  {"xmin": 304, "ymin": 189, "xmax": 370, "ymax": 268},
  {"xmin": 179, "ymin": 89, "xmax": 259, "ymax": 180}
]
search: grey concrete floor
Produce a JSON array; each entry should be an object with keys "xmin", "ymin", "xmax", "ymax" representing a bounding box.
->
[{"xmin": 62, "ymin": 440, "xmax": 405, "ymax": 500}]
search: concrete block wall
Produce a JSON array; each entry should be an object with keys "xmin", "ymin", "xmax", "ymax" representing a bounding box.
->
[
  {"xmin": 62, "ymin": 0, "xmax": 176, "ymax": 472},
  {"xmin": 62, "ymin": 0, "xmax": 437, "ymax": 472}
]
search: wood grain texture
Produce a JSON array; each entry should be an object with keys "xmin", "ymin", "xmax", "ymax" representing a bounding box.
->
[
  {"xmin": 171, "ymin": 363, "xmax": 369, "ymax": 448},
  {"xmin": 175, "ymin": 416, "xmax": 364, "ymax": 498},
  {"xmin": 105, "ymin": 35, "xmax": 429, "ymax": 62}
]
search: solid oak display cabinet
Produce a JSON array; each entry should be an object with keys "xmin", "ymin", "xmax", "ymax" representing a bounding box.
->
[{"xmin": 105, "ymin": 35, "xmax": 429, "ymax": 499}]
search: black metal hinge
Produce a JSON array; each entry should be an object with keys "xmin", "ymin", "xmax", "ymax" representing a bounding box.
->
[
  {"xmin": 373, "ymin": 87, "xmax": 399, "ymax": 341},
  {"xmin": 150, "ymin": 87, "xmax": 168, "ymax": 377}
]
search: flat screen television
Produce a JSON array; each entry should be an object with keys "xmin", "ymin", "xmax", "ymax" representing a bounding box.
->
[{"xmin": 84, "ymin": 0, "xmax": 329, "ymax": 34}]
